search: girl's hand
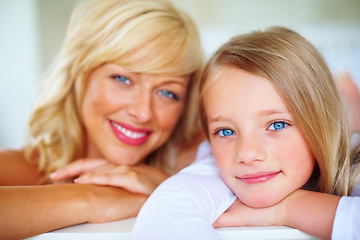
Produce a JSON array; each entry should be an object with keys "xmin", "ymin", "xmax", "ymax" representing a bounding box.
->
[
  {"xmin": 214, "ymin": 190, "xmax": 339, "ymax": 240},
  {"xmin": 213, "ymin": 198, "xmax": 283, "ymax": 228},
  {"xmin": 50, "ymin": 159, "xmax": 170, "ymax": 195}
]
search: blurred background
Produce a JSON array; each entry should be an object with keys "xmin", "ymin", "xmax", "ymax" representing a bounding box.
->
[{"xmin": 1, "ymin": 0, "xmax": 360, "ymax": 148}]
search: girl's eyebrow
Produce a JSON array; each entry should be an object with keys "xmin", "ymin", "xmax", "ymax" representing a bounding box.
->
[
  {"xmin": 208, "ymin": 110, "xmax": 291, "ymax": 124},
  {"xmin": 256, "ymin": 109, "xmax": 290, "ymax": 118},
  {"xmin": 207, "ymin": 115, "xmax": 233, "ymax": 124}
]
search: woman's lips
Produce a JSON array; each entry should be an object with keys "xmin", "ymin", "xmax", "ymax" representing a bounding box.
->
[
  {"xmin": 109, "ymin": 120, "xmax": 152, "ymax": 146},
  {"xmin": 236, "ymin": 171, "xmax": 282, "ymax": 184}
]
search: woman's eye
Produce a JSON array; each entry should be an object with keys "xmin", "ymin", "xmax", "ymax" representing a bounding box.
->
[
  {"xmin": 268, "ymin": 121, "xmax": 288, "ymax": 131},
  {"xmin": 113, "ymin": 75, "xmax": 131, "ymax": 85},
  {"xmin": 218, "ymin": 129, "xmax": 235, "ymax": 137},
  {"xmin": 158, "ymin": 90, "xmax": 179, "ymax": 100}
]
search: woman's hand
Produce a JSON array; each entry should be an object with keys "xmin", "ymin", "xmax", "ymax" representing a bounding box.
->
[
  {"xmin": 50, "ymin": 158, "xmax": 108, "ymax": 182},
  {"xmin": 74, "ymin": 163, "xmax": 170, "ymax": 195},
  {"xmin": 50, "ymin": 159, "xmax": 170, "ymax": 195},
  {"xmin": 213, "ymin": 198, "xmax": 283, "ymax": 228},
  {"xmin": 84, "ymin": 184, "xmax": 148, "ymax": 223}
]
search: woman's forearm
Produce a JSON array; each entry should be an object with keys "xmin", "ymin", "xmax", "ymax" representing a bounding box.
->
[
  {"xmin": 0, "ymin": 184, "xmax": 94, "ymax": 239},
  {"xmin": 282, "ymin": 190, "xmax": 341, "ymax": 240},
  {"xmin": 0, "ymin": 184, "xmax": 147, "ymax": 240}
]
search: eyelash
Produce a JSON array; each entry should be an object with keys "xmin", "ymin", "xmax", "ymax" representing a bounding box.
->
[
  {"xmin": 267, "ymin": 121, "xmax": 289, "ymax": 131},
  {"xmin": 213, "ymin": 128, "xmax": 235, "ymax": 138},
  {"xmin": 112, "ymin": 75, "xmax": 131, "ymax": 85},
  {"xmin": 111, "ymin": 75, "xmax": 179, "ymax": 101},
  {"xmin": 212, "ymin": 120, "xmax": 290, "ymax": 138},
  {"xmin": 158, "ymin": 90, "xmax": 179, "ymax": 101}
]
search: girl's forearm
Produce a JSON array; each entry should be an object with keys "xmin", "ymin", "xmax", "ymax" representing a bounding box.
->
[{"xmin": 282, "ymin": 189, "xmax": 341, "ymax": 240}]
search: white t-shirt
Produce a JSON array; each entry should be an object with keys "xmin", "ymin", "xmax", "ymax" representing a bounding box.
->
[{"xmin": 132, "ymin": 141, "xmax": 360, "ymax": 240}]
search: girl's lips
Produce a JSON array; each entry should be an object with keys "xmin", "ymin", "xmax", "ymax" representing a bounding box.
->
[
  {"xmin": 236, "ymin": 171, "xmax": 282, "ymax": 184},
  {"xmin": 109, "ymin": 120, "xmax": 152, "ymax": 146}
]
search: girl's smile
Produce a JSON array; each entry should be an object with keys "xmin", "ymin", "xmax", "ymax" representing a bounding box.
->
[{"xmin": 236, "ymin": 171, "xmax": 282, "ymax": 184}]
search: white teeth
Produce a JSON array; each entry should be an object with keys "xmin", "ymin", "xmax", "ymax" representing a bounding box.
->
[{"xmin": 111, "ymin": 122, "xmax": 147, "ymax": 139}]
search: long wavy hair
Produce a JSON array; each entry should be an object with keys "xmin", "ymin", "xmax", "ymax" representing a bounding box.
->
[
  {"xmin": 199, "ymin": 26, "xmax": 360, "ymax": 196},
  {"xmin": 25, "ymin": 0, "xmax": 204, "ymax": 175}
]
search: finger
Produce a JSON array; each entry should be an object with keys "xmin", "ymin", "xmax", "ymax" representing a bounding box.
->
[
  {"xmin": 213, "ymin": 200, "xmax": 243, "ymax": 228},
  {"xmin": 213, "ymin": 212, "xmax": 236, "ymax": 228},
  {"xmin": 74, "ymin": 171, "xmax": 149, "ymax": 195},
  {"xmin": 50, "ymin": 159, "xmax": 108, "ymax": 181},
  {"xmin": 74, "ymin": 171, "xmax": 133, "ymax": 187}
]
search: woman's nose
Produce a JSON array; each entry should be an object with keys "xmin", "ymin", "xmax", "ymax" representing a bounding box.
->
[
  {"xmin": 127, "ymin": 90, "xmax": 153, "ymax": 123},
  {"xmin": 236, "ymin": 134, "xmax": 266, "ymax": 164}
]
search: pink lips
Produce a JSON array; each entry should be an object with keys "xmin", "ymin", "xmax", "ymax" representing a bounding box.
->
[
  {"xmin": 109, "ymin": 120, "xmax": 152, "ymax": 146},
  {"xmin": 237, "ymin": 171, "xmax": 281, "ymax": 184}
]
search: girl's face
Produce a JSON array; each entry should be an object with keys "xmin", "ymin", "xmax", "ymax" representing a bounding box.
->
[
  {"xmin": 82, "ymin": 63, "xmax": 189, "ymax": 165},
  {"xmin": 205, "ymin": 66, "xmax": 315, "ymax": 208}
]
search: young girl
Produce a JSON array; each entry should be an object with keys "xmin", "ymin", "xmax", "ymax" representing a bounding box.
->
[{"xmin": 132, "ymin": 26, "xmax": 360, "ymax": 240}]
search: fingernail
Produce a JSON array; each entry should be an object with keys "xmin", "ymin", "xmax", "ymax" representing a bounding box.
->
[
  {"xmin": 49, "ymin": 172, "xmax": 58, "ymax": 179},
  {"xmin": 74, "ymin": 177, "xmax": 82, "ymax": 183}
]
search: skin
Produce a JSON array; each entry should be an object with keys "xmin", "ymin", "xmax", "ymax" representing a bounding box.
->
[
  {"xmin": 205, "ymin": 66, "xmax": 315, "ymax": 208},
  {"xmin": 208, "ymin": 66, "xmax": 350, "ymax": 240},
  {"xmin": 336, "ymin": 71, "xmax": 360, "ymax": 131},
  {"xmin": 214, "ymin": 190, "xmax": 340, "ymax": 240},
  {"xmin": 0, "ymin": 63, "xmax": 199, "ymax": 239},
  {"xmin": 50, "ymin": 63, "xmax": 191, "ymax": 192},
  {"xmin": 81, "ymin": 63, "xmax": 190, "ymax": 165}
]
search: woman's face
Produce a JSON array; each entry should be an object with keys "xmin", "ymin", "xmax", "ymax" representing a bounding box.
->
[
  {"xmin": 82, "ymin": 63, "xmax": 189, "ymax": 165},
  {"xmin": 205, "ymin": 66, "xmax": 315, "ymax": 208}
]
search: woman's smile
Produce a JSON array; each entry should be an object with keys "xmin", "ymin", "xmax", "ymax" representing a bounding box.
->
[
  {"xmin": 82, "ymin": 63, "xmax": 189, "ymax": 165},
  {"xmin": 109, "ymin": 120, "xmax": 152, "ymax": 146}
]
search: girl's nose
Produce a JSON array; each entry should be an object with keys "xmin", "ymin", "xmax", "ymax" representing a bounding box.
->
[
  {"xmin": 127, "ymin": 91, "xmax": 153, "ymax": 123},
  {"xmin": 236, "ymin": 134, "xmax": 266, "ymax": 164}
]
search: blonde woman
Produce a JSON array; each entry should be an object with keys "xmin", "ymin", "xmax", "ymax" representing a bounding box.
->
[
  {"xmin": 0, "ymin": 0, "xmax": 204, "ymax": 239},
  {"xmin": 133, "ymin": 27, "xmax": 360, "ymax": 240}
]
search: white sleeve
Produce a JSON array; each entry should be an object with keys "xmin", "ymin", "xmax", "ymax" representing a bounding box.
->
[
  {"xmin": 332, "ymin": 176, "xmax": 360, "ymax": 240},
  {"xmin": 132, "ymin": 141, "xmax": 236, "ymax": 240},
  {"xmin": 331, "ymin": 196, "xmax": 360, "ymax": 240}
]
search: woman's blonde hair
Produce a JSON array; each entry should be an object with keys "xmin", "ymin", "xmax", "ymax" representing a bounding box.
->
[
  {"xmin": 199, "ymin": 26, "xmax": 360, "ymax": 196},
  {"xmin": 25, "ymin": 0, "xmax": 204, "ymax": 174}
]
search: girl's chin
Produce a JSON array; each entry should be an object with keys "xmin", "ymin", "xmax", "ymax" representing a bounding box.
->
[{"xmin": 239, "ymin": 194, "xmax": 286, "ymax": 209}]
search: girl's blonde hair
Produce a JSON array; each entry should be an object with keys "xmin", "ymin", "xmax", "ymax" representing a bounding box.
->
[
  {"xmin": 200, "ymin": 26, "xmax": 360, "ymax": 196},
  {"xmin": 25, "ymin": 0, "xmax": 204, "ymax": 174}
]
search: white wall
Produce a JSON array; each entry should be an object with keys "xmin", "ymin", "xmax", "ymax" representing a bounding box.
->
[
  {"xmin": 171, "ymin": 0, "xmax": 360, "ymax": 82},
  {"xmin": 0, "ymin": 0, "xmax": 40, "ymax": 148},
  {"xmin": 1, "ymin": 0, "xmax": 359, "ymax": 149}
]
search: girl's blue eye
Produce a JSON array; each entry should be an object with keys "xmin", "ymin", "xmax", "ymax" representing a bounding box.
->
[
  {"xmin": 158, "ymin": 90, "xmax": 179, "ymax": 100},
  {"xmin": 268, "ymin": 121, "xmax": 287, "ymax": 131},
  {"xmin": 218, "ymin": 129, "xmax": 235, "ymax": 137},
  {"xmin": 114, "ymin": 75, "xmax": 130, "ymax": 84}
]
